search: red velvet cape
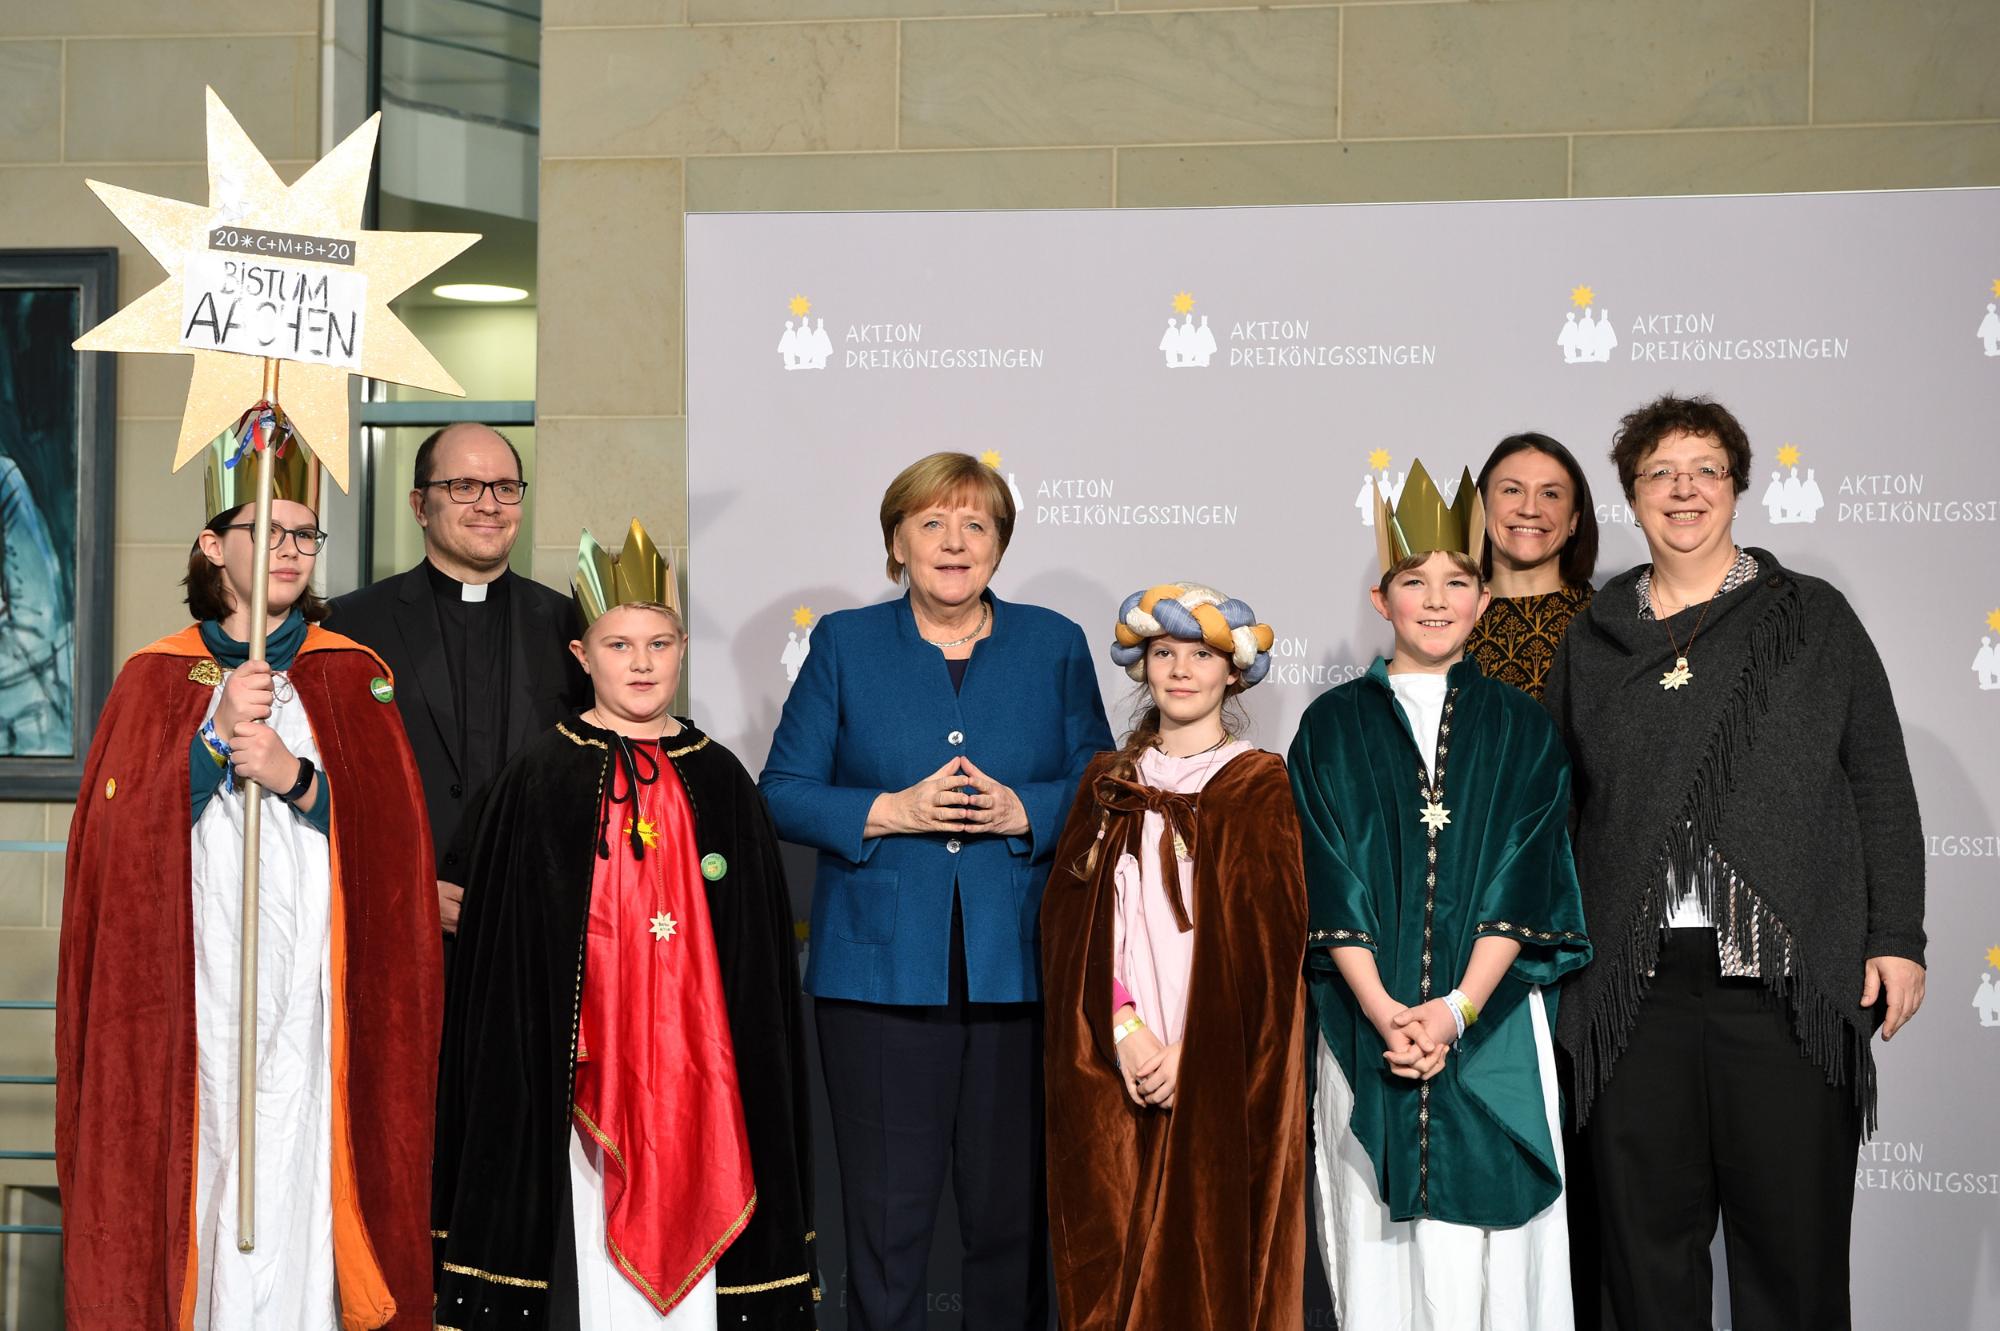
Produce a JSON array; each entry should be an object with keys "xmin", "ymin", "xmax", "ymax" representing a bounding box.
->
[
  {"xmin": 1041, "ymin": 749, "xmax": 1309, "ymax": 1331},
  {"xmin": 55, "ymin": 625, "xmax": 443, "ymax": 1331}
]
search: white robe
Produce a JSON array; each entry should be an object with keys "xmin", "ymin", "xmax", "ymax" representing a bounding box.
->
[
  {"xmin": 189, "ymin": 671, "xmax": 338, "ymax": 1330},
  {"xmin": 1311, "ymin": 993, "xmax": 1573, "ymax": 1331}
]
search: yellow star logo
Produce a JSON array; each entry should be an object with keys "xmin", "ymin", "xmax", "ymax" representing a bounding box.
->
[
  {"xmin": 1570, "ymin": 284, "xmax": 1596, "ymax": 308},
  {"xmin": 1171, "ymin": 291, "xmax": 1195, "ymax": 315},
  {"xmin": 1368, "ymin": 448, "xmax": 1391, "ymax": 471},
  {"xmin": 623, "ymin": 817, "xmax": 659, "ymax": 849},
  {"xmin": 790, "ymin": 604, "xmax": 815, "ymax": 629},
  {"xmin": 1987, "ymin": 608, "xmax": 2000, "ymax": 633},
  {"xmin": 649, "ymin": 911, "xmax": 678, "ymax": 943},
  {"xmin": 72, "ymin": 88, "xmax": 476, "ymax": 493},
  {"xmin": 980, "ymin": 449, "xmax": 1002, "ymax": 469},
  {"xmin": 789, "ymin": 294, "xmax": 811, "ymax": 317},
  {"xmin": 1986, "ymin": 944, "xmax": 2000, "ymax": 969},
  {"xmin": 794, "ymin": 919, "xmax": 811, "ymax": 942},
  {"xmin": 1776, "ymin": 444, "xmax": 1802, "ymax": 469},
  {"xmin": 1991, "ymin": 279, "xmax": 2000, "ymax": 300}
]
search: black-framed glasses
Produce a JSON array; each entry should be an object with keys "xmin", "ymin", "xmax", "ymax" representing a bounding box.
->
[
  {"xmin": 220, "ymin": 522, "xmax": 330, "ymax": 554},
  {"xmin": 424, "ymin": 477, "xmax": 528, "ymax": 505}
]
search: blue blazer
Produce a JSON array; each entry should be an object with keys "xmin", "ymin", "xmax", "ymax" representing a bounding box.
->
[{"xmin": 760, "ymin": 591, "xmax": 1112, "ymax": 1005}]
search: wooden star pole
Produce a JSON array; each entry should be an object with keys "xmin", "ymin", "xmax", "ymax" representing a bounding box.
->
[
  {"xmin": 234, "ymin": 357, "xmax": 278, "ymax": 1252},
  {"xmin": 74, "ymin": 88, "xmax": 477, "ymax": 1250}
]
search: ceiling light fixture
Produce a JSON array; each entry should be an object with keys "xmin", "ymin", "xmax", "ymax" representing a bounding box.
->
[{"xmin": 432, "ymin": 283, "xmax": 529, "ymax": 303}]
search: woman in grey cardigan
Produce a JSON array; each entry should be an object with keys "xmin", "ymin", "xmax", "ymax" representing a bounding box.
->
[{"xmin": 1544, "ymin": 394, "xmax": 1925, "ymax": 1331}]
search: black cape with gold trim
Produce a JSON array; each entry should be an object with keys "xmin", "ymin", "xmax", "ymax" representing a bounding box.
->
[{"xmin": 431, "ymin": 715, "xmax": 819, "ymax": 1329}]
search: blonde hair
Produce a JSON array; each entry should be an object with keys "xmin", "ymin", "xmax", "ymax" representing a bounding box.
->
[
  {"xmin": 584, "ymin": 600, "xmax": 685, "ymax": 640},
  {"xmin": 878, "ymin": 452, "xmax": 1016, "ymax": 582}
]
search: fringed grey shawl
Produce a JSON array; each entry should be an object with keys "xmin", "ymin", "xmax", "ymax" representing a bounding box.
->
[{"xmin": 1544, "ymin": 548, "xmax": 1924, "ymax": 1132}]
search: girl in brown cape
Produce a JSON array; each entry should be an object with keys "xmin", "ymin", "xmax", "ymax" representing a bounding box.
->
[{"xmin": 1041, "ymin": 582, "xmax": 1308, "ymax": 1331}]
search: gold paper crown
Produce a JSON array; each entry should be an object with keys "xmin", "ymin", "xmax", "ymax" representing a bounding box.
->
[
  {"xmin": 203, "ymin": 410, "xmax": 321, "ymax": 518},
  {"xmin": 1374, "ymin": 458, "xmax": 1486, "ymax": 574},
  {"xmin": 575, "ymin": 519, "xmax": 681, "ymax": 626}
]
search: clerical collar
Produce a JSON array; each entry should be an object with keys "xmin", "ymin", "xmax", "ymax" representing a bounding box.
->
[{"xmin": 424, "ymin": 558, "xmax": 502, "ymax": 603}]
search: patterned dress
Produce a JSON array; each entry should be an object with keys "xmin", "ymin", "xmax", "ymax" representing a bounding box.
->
[{"xmin": 1465, "ymin": 584, "xmax": 1594, "ymax": 702}]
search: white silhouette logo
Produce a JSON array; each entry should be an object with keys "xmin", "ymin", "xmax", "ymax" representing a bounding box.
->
[
  {"xmin": 1759, "ymin": 446, "xmax": 1824, "ymax": 524},
  {"xmin": 977, "ymin": 451, "xmax": 1025, "ymax": 514},
  {"xmin": 779, "ymin": 297, "xmax": 833, "ymax": 370},
  {"xmin": 782, "ymin": 607, "xmax": 815, "ymax": 682},
  {"xmin": 1159, "ymin": 292, "xmax": 1216, "ymax": 368},
  {"xmin": 1353, "ymin": 450, "xmax": 1407, "ymax": 528},
  {"xmin": 1975, "ymin": 612, "xmax": 2000, "ymax": 690},
  {"xmin": 1558, "ymin": 286, "xmax": 1619, "ymax": 364},
  {"xmin": 1978, "ymin": 287, "xmax": 2000, "ymax": 357},
  {"xmin": 1976, "ymin": 947, "xmax": 2000, "ymax": 1026}
]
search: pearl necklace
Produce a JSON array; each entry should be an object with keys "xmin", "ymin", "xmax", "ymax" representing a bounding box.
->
[{"xmin": 920, "ymin": 600, "xmax": 989, "ymax": 650}]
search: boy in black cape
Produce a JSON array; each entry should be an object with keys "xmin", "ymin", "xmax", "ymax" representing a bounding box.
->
[{"xmin": 431, "ymin": 520, "xmax": 818, "ymax": 1330}]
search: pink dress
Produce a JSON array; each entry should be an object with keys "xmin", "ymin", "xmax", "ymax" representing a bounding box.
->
[{"xmin": 1110, "ymin": 741, "xmax": 1252, "ymax": 1045}]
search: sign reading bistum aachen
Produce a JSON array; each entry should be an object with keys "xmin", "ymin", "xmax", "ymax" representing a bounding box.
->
[{"xmin": 179, "ymin": 226, "xmax": 367, "ymax": 370}]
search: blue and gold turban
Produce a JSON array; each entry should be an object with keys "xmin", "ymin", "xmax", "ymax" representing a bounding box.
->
[{"xmin": 1110, "ymin": 583, "xmax": 1274, "ymax": 687}]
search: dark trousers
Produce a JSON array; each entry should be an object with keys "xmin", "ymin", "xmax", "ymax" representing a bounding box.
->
[
  {"xmin": 1587, "ymin": 929, "xmax": 1862, "ymax": 1331},
  {"xmin": 815, "ymin": 911, "xmax": 1049, "ymax": 1331}
]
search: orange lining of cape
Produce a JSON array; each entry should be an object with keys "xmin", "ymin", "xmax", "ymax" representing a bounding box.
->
[
  {"xmin": 132, "ymin": 622, "xmax": 393, "ymax": 680},
  {"xmin": 142, "ymin": 622, "xmax": 397, "ymax": 1330}
]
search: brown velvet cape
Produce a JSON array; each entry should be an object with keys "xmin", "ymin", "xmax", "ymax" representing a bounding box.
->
[
  {"xmin": 1041, "ymin": 748, "xmax": 1308, "ymax": 1331},
  {"xmin": 55, "ymin": 625, "xmax": 443, "ymax": 1331}
]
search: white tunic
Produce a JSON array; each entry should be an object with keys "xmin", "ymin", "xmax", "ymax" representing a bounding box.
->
[
  {"xmin": 189, "ymin": 671, "xmax": 338, "ymax": 1330},
  {"xmin": 1311, "ymin": 1002, "xmax": 1572, "ymax": 1331}
]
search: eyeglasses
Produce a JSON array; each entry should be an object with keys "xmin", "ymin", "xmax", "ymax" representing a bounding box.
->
[
  {"xmin": 1635, "ymin": 465, "xmax": 1732, "ymax": 493},
  {"xmin": 219, "ymin": 522, "xmax": 330, "ymax": 554},
  {"xmin": 424, "ymin": 477, "xmax": 528, "ymax": 505}
]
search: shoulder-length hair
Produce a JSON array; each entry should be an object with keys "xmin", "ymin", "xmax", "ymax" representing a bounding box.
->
[
  {"xmin": 1475, "ymin": 431, "xmax": 1600, "ymax": 586},
  {"xmin": 877, "ymin": 452, "xmax": 1016, "ymax": 583},
  {"xmin": 183, "ymin": 504, "xmax": 329, "ymax": 625}
]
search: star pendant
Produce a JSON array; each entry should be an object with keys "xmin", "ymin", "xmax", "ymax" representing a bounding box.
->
[
  {"xmin": 1660, "ymin": 657, "xmax": 1693, "ymax": 691},
  {"xmin": 1420, "ymin": 801, "xmax": 1452, "ymax": 833},
  {"xmin": 649, "ymin": 912, "xmax": 678, "ymax": 943},
  {"xmin": 624, "ymin": 817, "xmax": 659, "ymax": 849}
]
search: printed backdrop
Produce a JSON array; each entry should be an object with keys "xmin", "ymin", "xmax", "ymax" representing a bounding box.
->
[{"xmin": 687, "ymin": 189, "xmax": 2000, "ymax": 1329}]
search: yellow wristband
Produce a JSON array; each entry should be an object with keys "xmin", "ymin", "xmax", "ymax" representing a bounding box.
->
[{"xmin": 1112, "ymin": 1016, "xmax": 1145, "ymax": 1045}]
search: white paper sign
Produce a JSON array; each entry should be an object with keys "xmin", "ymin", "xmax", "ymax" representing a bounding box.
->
[{"xmin": 179, "ymin": 250, "xmax": 367, "ymax": 369}]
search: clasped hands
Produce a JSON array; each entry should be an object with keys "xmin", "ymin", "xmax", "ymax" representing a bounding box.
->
[
  {"xmin": 870, "ymin": 756, "xmax": 1029, "ymax": 838},
  {"xmin": 1371, "ymin": 996, "xmax": 1459, "ymax": 1081},
  {"xmin": 211, "ymin": 659, "xmax": 305, "ymax": 793},
  {"xmin": 1113, "ymin": 1017, "xmax": 1181, "ymax": 1110}
]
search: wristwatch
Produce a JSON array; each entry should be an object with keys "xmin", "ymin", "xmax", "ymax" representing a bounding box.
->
[{"xmin": 278, "ymin": 755, "xmax": 316, "ymax": 804}]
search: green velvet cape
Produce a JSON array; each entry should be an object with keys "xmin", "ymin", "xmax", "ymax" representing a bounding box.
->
[{"xmin": 1288, "ymin": 657, "xmax": 1590, "ymax": 1228}]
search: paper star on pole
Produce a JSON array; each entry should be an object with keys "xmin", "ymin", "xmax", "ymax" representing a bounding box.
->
[{"xmin": 73, "ymin": 87, "xmax": 479, "ymax": 493}]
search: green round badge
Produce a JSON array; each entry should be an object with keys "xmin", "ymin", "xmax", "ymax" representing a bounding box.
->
[
  {"xmin": 700, "ymin": 852, "xmax": 728, "ymax": 882},
  {"xmin": 369, "ymin": 676, "xmax": 395, "ymax": 703}
]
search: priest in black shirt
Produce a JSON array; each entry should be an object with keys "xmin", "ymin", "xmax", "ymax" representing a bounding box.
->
[{"xmin": 329, "ymin": 423, "xmax": 587, "ymax": 941}]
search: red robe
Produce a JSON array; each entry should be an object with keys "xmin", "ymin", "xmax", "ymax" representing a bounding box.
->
[
  {"xmin": 55, "ymin": 624, "xmax": 443, "ymax": 1331},
  {"xmin": 571, "ymin": 747, "xmax": 755, "ymax": 1314}
]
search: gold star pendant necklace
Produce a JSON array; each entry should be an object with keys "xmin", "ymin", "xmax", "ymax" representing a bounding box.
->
[
  {"xmin": 1653, "ymin": 548, "xmax": 1736, "ymax": 691},
  {"xmin": 1417, "ymin": 692, "xmax": 1457, "ymax": 835}
]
